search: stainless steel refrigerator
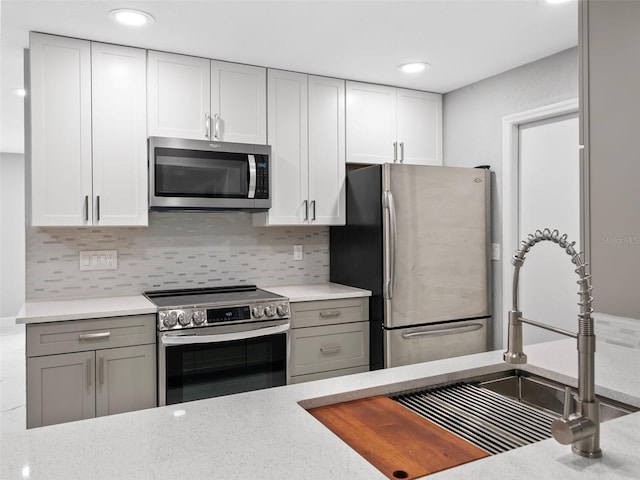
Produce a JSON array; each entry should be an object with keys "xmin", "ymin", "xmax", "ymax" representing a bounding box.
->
[{"xmin": 330, "ymin": 163, "xmax": 491, "ymax": 369}]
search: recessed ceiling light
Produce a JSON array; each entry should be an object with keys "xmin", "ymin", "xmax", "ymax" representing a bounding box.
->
[
  {"xmin": 108, "ymin": 9, "xmax": 155, "ymax": 27},
  {"xmin": 11, "ymin": 88, "xmax": 26, "ymax": 97},
  {"xmin": 398, "ymin": 62, "xmax": 431, "ymax": 74}
]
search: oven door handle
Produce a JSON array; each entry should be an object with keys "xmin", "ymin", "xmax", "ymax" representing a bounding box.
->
[{"xmin": 160, "ymin": 322, "xmax": 290, "ymax": 345}]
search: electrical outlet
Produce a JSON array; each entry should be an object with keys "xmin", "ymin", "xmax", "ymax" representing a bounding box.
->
[
  {"xmin": 293, "ymin": 245, "xmax": 303, "ymax": 261},
  {"xmin": 80, "ymin": 250, "xmax": 118, "ymax": 271}
]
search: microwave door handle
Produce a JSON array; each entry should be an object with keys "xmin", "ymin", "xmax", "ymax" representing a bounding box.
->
[
  {"xmin": 248, "ymin": 155, "xmax": 257, "ymax": 199},
  {"xmin": 160, "ymin": 322, "xmax": 290, "ymax": 345}
]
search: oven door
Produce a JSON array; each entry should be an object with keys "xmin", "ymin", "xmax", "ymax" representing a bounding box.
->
[{"xmin": 158, "ymin": 320, "xmax": 289, "ymax": 406}]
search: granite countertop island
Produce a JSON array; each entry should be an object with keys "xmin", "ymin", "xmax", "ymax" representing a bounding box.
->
[{"xmin": 2, "ymin": 339, "xmax": 639, "ymax": 479}]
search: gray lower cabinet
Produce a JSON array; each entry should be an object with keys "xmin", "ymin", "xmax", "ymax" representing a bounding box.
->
[
  {"xmin": 26, "ymin": 314, "xmax": 156, "ymax": 428},
  {"xmin": 289, "ymin": 297, "xmax": 369, "ymax": 384}
]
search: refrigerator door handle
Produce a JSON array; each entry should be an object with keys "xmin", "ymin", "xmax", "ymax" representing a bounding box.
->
[
  {"xmin": 401, "ymin": 323, "xmax": 484, "ymax": 339},
  {"xmin": 382, "ymin": 190, "xmax": 397, "ymax": 299}
]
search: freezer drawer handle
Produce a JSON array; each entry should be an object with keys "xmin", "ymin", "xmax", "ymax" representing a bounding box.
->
[
  {"xmin": 320, "ymin": 345, "xmax": 342, "ymax": 354},
  {"xmin": 401, "ymin": 323, "xmax": 483, "ymax": 339},
  {"xmin": 319, "ymin": 310, "xmax": 341, "ymax": 317}
]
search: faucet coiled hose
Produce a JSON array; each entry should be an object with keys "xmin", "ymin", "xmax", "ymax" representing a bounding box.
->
[{"xmin": 511, "ymin": 228, "xmax": 594, "ymax": 336}]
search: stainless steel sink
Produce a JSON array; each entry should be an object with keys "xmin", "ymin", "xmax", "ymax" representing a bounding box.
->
[{"xmin": 390, "ymin": 370, "xmax": 638, "ymax": 455}]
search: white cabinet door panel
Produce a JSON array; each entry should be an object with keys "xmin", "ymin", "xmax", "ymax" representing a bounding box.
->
[
  {"xmin": 30, "ymin": 33, "xmax": 92, "ymax": 226},
  {"xmin": 147, "ymin": 51, "xmax": 210, "ymax": 139},
  {"xmin": 346, "ymin": 81, "xmax": 396, "ymax": 164},
  {"xmin": 308, "ymin": 75, "xmax": 345, "ymax": 225},
  {"xmin": 211, "ymin": 61, "xmax": 266, "ymax": 144},
  {"xmin": 261, "ymin": 69, "xmax": 308, "ymax": 225},
  {"xmin": 91, "ymin": 43, "xmax": 148, "ymax": 226},
  {"xmin": 396, "ymin": 89, "xmax": 442, "ymax": 166}
]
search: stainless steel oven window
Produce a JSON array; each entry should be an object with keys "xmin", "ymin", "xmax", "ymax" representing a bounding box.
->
[{"xmin": 158, "ymin": 320, "xmax": 290, "ymax": 406}]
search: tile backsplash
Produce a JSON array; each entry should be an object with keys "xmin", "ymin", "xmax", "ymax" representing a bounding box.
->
[
  {"xmin": 26, "ymin": 212, "xmax": 329, "ymax": 299},
  {"xmin": 594, "ymin": 312, "xmax": 640, "ymax": 350}
]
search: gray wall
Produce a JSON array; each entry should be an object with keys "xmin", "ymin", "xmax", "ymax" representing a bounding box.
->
[
  {"xmin": 0, "ymin": 153, "xmax": 26, "ymax": 319},
  {"xmin": 585, "ymin": 1, "xmax": 640, "ymax": 319},
  {"xmin": 443, "ymin": 47, "xmax": 579, "ymax": 349}
]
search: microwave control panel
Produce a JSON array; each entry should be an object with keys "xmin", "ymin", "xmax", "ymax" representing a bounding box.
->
[{"xmin": 255, "ymin": 157, "xmax": 269, "ymax": 199}]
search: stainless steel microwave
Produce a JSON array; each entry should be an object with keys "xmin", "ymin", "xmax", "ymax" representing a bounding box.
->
[{"xmin": 148, "ymin": 137, "xmax": 271, "ymax": 211}]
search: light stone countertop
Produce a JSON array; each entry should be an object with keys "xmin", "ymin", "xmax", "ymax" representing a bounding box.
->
[
  {"xmin": 15, "ymin": 295, "xmax": 157, "ymax": 324},
  {"xmin": 261, "ymin": 282, "xmax": 372, "ymax": 302},
  {"xmin": 1, "ymin": 339, "xmax": 639, "ymax": 479},
  {"xmin": 14, "ymin": 283, "xmax": 370, "ymax": 325}
]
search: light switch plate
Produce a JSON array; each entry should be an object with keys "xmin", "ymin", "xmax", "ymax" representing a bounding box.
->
[
  {"xmin": 293, "ymin": 245, "xmax": 303, "ymax": 261},
  {"xmin": 80, "ymin": 250, "xmax": 118, "ymax": 271}
]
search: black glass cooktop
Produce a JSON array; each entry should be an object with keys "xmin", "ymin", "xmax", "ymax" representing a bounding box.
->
[{"xmin": 144, "ymin": 285, "xmax": 284, "ymax": 308}]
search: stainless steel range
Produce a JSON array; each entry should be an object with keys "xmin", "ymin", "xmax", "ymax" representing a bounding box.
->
[{"xmin": 144, "ymin": 285, "xmax": 290, "ymax": 406}]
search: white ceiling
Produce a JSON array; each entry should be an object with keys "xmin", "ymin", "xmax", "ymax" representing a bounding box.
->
[{"xmin": 0, "ymin": 0, "xmax": 577, "ymax": 154}]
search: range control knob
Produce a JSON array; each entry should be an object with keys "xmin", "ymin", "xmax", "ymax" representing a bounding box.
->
[
  {"xmin": 276, "ymin": 304, "xmax": 290, "ymax": 317},
  {"xmin": 163, "ymin": 310, "xmax": 178, "ymax": 328},
  {"xmin": 264, "ymin": 305, "xmax": 275, "ymax": 317},
  {"xmin": 178, "ymin": 311, "xmax": 190, "ymax": 326},
  {"xmin": 251, "ymin": 306, "xmax": 265, "ymax": 318},
  {"xmin": 192, "ymin": 310, "xmax": 205, "ymax": 325}
]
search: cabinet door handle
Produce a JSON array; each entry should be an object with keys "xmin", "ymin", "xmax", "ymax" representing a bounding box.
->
[
  {"xmin": 214, "ymin": 113, "xmax": 220, "ymax": 139},
  {"xmin": 310, "ymin": 200, "xmax": 316, "ymax": 221},
  {"xmin": 84, "ymin": 195, "xmax": 89, "ymax": 223},
  {"xmin": 205, "ymin": 113, "xmax": 211, "ymax": 139},
  {"xmin": 98, "ymin": 355, "xmax": 105, "ymax": 391},
  {"xmin": 393, "ymin": 142, "xmax": 398, "ymax": 163},
  {"xmin": 79, "ymin": 332, "xmax": 111, "ymax": 341},
  {"xmin": 400, "ymin": 142, "xmax": 405, "ymax": 164},
  {"xmin": 303, "ymin": 200, "xmax": 309, "ymax": 222},
  {"xmin": 86, "ymin": 358, "xmax": 92, "ymax": 391},
  {"xmin": 319, "ymin": 310, "xmax": 341, "ymax": 317},
  {"xmin": 96, "ymin": 195, "xmax": 100, "ymax": 222},
  {"xmin": 320, "ymin": 345, "xmax": 342, "ymax": 354}
]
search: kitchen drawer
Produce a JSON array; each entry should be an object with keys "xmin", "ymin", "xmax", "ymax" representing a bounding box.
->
[
  {"xmin": 290, "ymin": 321, "xmax": 369, "ymax": 376},
  {"xmin": 290, "ymin": 298, "xmax": 369, "ymax": 328},
  {"xmin": 27, "ymin": 314, "xmax": 156, "ymax": 357},
  {"xmin": 289, "ymin": 365, "xmax": 369, "ymax": 384}
]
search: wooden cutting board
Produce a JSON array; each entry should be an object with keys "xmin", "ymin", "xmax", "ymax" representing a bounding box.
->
[{"xmin": 309, "ymin": 396, "xmax": 489, "ymax": 480}]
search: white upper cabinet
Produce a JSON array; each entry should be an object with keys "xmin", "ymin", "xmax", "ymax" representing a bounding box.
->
[
  {"xmin": 308, "ymin": 75, "xmax": 346, "ymax": 225},
  {"xmin": 346, "ymin": 82, "xmax": 397, "ymax": 165},
  {"xmin": 29, "ymin": 33, "xmax": 148, "ymax": 227},
  {"xmin": 254, "ymin": 70, "xmax": 345, "ymax": 226},
  {"xmin": 396, "ymin": 88, "xmax": 442, "ymax": 165},
  {"xmin": 147, "ymin": 51, "xmax": 211, "ymax": 140},
  {"xmin": 148, "ymin": 52, "xmax": 266, "ymax": 144},
  {"xmin": 346, "ymin": 81, "xmax": 442, "ymax": 166},
  {"xmin": 29, "ymin": 33, "xmax": 93, "ymax": 226},
  {"xmin": 211, "ymin": 60, "xmax": 266, "ymax": 144},
  {"xmin": 91, "ymin": 42, "xmax": 148, "ymax": 226},
  {"xmin": 256, "ymin": 69, "xmax": 309, "ymax": 225}
]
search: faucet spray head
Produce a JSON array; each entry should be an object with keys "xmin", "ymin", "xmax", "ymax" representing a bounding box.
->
[{"xmin": 503, "ymin": 310, "xmax": 527, "ymax": 364}]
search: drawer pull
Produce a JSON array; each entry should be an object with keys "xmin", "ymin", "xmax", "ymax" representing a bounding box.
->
[
  {"xmin": 79, "ymin": 332, "xmax": 111, "ymax": 341},
  {"xmin": 319, "ymin": 310, "xmax": 342, "ymax": 317},
  {"xmin": 320, "ymin": 345, "xmax": 342, "ymax": 354}
]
